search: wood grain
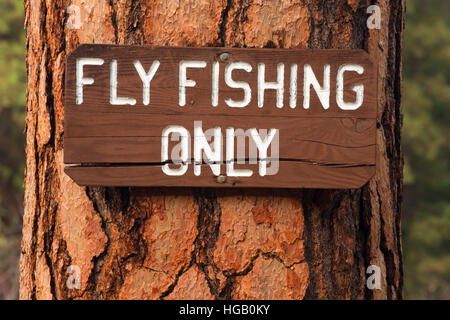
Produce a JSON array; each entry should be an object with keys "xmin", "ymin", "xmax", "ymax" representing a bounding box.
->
[
  {"xmin": 64, "ymin": 44, "xmax": 377, "ymax": 188},
  {"xmin": 65, "ymin": 162, "xmax": 375, "ymax": 189}
]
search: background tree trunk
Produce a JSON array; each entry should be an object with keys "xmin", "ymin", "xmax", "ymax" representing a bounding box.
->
[{"xmin": 20, "ymin": 0, "xmax": 405, "ymax": 299}]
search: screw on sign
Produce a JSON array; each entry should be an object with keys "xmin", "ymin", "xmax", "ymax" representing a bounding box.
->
[{"xmin": 64, "ymin": 45, "xmax": 377, "ymax": 188}]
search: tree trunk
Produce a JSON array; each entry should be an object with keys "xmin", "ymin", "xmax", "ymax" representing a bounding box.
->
[{"xmin": 20, "ymin": 0, "xmax": 405, "ymax": 300}]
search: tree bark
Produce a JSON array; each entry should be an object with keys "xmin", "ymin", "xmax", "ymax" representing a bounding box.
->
[{"xmin": 20, "ymin": 0, "xmax": 405, "ymax": 300}]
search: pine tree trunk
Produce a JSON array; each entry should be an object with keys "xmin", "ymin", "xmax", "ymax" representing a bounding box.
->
[{"xmin": 20, "ymin": 0, "xmax": 405, "ymax": 300}]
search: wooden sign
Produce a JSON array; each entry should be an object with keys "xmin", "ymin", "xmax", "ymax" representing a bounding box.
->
[{"xmin": 64, "ymin": 44, "xmax": 376, "ymax": 188}]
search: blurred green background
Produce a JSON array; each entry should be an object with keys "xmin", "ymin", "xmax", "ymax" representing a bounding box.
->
[
  {"xmin": 0, "ymin": 0, "xmax": 26, "ymax": 299},
  {"xmin": 401, "ymin": 0, "xmax": 449, "ymax": 299},
  {"xmin": 0, "ymin": 0, "xmax": 448, "ymax": 299}
]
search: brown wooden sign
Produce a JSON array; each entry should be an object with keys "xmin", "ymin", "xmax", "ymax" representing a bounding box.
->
[{"xmin": 64, "ymin": 44, "xmax": 376, "ymax": 188}]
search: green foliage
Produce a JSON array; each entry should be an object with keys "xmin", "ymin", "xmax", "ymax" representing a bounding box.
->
[
  {"xmin": 402, "ymin": 0, "xmax": 450, "ymax": 299},
  {"xmin": 0, "ymin": 0, "xmax": 26, "ymax": 110},
  {"xmin": 0, "ymin": 0, "xmax": 25, "ymax": 299}
]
